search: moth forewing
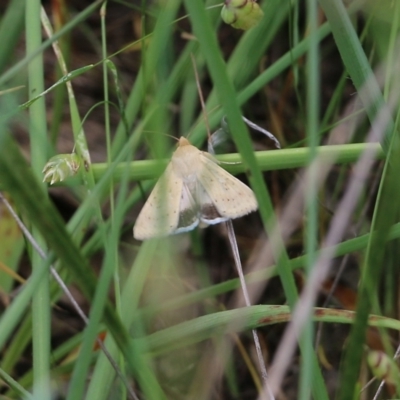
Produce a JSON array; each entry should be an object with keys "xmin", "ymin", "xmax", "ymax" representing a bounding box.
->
[
  {"xmin": 196, "ymin": 153, "xmax": 258, "ymax": 220},
  {"xmin": 133, "ymin": 164, "xmax": 182, "ymax": 240}
]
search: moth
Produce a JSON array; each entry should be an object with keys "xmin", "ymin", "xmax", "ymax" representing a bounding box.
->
[{"xmin": 133, "ymin": 137, "xmax": 258, "ymax": 240}]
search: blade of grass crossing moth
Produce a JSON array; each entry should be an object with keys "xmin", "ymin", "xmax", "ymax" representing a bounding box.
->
[
  {"xmin": 192, "ymin": 56, "xmax": 275, "ymax": 400},
  {"xmin": 182, "ymin": 0, "xmax": 329, "ymax": 398}
]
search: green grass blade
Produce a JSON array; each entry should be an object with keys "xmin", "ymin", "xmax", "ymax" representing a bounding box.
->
[
  {"xmin": 140, "ymin": 305, "xmax": 400, "ymax": 356},
  {"xmin": 26, "ymin": 1, "xmax": 51, "ymax": 397}
]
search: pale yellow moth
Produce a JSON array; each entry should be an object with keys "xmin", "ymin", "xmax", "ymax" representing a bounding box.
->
[{"xmin": 133, "ymin": 137, "xmax": 258, "ymax": 240}]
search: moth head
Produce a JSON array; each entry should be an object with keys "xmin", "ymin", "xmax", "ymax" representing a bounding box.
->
[{"xmin": 178, "ymin": 137, "xmax": 191, "ymax": 147}]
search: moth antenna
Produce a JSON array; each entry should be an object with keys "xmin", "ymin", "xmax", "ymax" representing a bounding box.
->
[
  {"xmin": 190, "ymin": 53, "xmax": 211, "ymax": 140},
  {"xmin": 141, "ymin": 130, "xmax": 179, "ymax": 142},
  {"xmin": 163, "ymin": 133, "xmax": 179, "ymax": 142}
]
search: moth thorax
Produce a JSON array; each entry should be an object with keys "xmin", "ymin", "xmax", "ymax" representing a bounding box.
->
[{"xmin": 172, "ymin": 145, "xmax": 201, "ymax": 177}]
